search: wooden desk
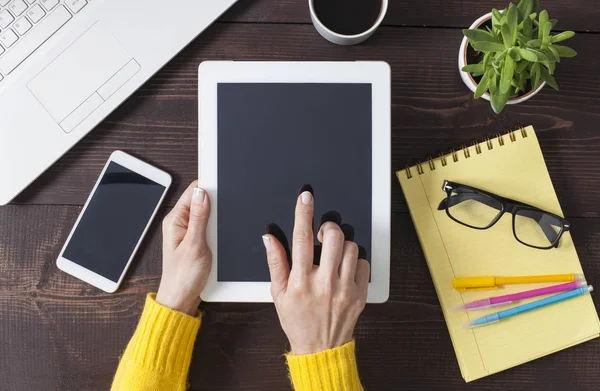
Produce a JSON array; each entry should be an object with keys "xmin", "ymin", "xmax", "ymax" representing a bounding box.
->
[{"xmin": 2, "ymin": 1, "xmax": 599, "ymax": 390}]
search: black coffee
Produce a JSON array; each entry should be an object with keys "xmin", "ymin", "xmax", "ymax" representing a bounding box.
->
[{"xmin": 314, "ymin": 0, "xmax": 383, "ymax": 36}]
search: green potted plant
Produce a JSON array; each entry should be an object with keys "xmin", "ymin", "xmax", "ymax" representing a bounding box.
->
[{"xmin": 458, "ymin": 0, "xmax": 577, "ymax": 113}]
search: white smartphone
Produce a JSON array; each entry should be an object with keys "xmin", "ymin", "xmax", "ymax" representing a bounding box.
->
[{"xmin": 57, "ymin": 151, "xmax": 172, "ymax": 293}]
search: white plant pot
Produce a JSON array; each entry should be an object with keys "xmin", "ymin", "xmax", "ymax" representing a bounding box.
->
[{"xmin": 458, "ymin": 12, "xmax": 545, "ymax": 105}]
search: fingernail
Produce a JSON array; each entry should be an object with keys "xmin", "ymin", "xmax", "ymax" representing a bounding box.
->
[
  {"xmin": 262, "ymin": 235, "xmax": 271, "ymax": 251},
  {"xmin": 193, "ymin": 188, "xmax": 206, "ymax": 204},
  {"xmin": 300, "ymin": 191, "xmax": 313, "ymax": 205},
  {"xmin": 298, "ymin": 184, "xmax": 314, "ymax": 197}
]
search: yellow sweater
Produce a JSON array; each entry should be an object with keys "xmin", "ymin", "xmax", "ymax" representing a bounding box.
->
[{"xmin": 111, "ymin": 294, "xmax": 363, "ymax": 391}]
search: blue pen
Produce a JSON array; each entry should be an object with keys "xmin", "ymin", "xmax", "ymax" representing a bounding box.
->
[{"xmin": 464, "ymin": 285, "xmax": 594, "ymax": 328}]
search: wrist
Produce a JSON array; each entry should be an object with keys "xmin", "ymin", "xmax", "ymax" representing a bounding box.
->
[
  {"xmin": 156, "ymin": 289, "xmax": 200, "ymax": 316},
  {"xmin": 291, "ymin": 345, "xmax": 327, "ymax": 355},
  {"xmin": 290, "ymin": 338, "xmax": 352, "ymax": 355}
]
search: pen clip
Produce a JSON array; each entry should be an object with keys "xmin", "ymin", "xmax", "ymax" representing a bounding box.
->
[
  {"xmin": 455, "ymin": 286, "xmax": 500, "ymax": 292},
  {"xmin": 453, "ymin": 277, "xmax": 499, "ymax": 292}
]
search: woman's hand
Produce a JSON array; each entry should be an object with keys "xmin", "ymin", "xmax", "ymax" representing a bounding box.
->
[
  {"xmin": 263, "ymin": 187, "xmax": 370, "ymax": 355},
  {"xmin": 156, "ymin": 181, "xmax": 212, "ymax": 316}
]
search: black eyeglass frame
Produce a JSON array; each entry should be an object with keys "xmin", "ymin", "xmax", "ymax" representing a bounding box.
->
[{"xmin": 437, "ymin": 180, "xmax": 570, "ymax": 249}]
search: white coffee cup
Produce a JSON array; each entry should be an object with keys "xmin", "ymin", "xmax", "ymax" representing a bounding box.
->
[{"xmin": 309, "ymin": 0, "xmax": 389, "ymax": 45}]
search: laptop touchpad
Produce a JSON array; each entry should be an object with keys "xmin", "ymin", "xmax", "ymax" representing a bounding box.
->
[{"xmin": 28, "ymin": 23, "xmax": 140, "ymax": 133}]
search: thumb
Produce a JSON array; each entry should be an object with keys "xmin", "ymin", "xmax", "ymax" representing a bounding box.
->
[
  {"xmin": 263, "ymin": 234, "xmax": 290, "ymax": 299},
  {"xmin": 185, "ymin": 187, "xmax": 211, "ymax": 246}
]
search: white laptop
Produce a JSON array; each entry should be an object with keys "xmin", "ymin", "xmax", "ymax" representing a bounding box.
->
[{"xmin": 0, "ymin": 0, "xmax": 238, "ymax": 205}]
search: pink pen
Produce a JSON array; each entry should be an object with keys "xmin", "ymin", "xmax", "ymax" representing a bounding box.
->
[{"xmin": 459, "ymin": 280, "xmax": 588, "ymax": 310}]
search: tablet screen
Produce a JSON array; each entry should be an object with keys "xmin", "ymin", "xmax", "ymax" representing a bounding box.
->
[{"xmin": 217, "ymin": 83, "xmax": 372, "ymax": 282}]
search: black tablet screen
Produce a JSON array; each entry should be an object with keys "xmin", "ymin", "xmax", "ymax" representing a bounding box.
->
[{"xmin": 217, "ymin": 83, "xmax": 372, "ymax": 282}]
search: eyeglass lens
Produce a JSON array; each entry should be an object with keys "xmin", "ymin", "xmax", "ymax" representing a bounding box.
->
[
  {"xmin": 514, "ymin": 209, "xmax": 563, "ymax": 248},
  {"xmin": 446, "ymin": 188, "xmax": 503, "ymax": 229}
]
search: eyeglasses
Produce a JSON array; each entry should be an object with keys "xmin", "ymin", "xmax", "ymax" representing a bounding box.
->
[{"xmin": 437, "ymin": 180, "xmax": 570, "ymax": 249}]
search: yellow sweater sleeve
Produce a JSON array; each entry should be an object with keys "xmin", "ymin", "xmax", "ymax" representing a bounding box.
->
[
  {"xmin": 111, "ymin": 293, "xmax": 201, "ymax": 391},
  {"xmin": 286, "ymin": 341, "xmax": 363, "ymax": 391}
]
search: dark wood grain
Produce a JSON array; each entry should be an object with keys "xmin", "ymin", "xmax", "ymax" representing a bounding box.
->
[
  {"xmin": 1, "ymin": 205, "xmax": 599, "ymax": 390},
  {"xmin": 221, "ymin": 0, "xmax": 600, "ymax": 32},
  {"xmin": 3, "ymin": 1, "xmax": 600, "ymax": 390},
  {"xmin": 12, "ymin": 24, "xmax": 600, "ymax": 219}
]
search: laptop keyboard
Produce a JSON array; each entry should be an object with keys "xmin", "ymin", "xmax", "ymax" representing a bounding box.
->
[{"xmin": 0, "ymin": 0, "xmax": 89, "ymax": 82}]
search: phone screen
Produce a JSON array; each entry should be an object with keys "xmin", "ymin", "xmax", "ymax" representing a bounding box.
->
[{"xmin": 62, "ymin": 162, "xmax": 166, "ymax": 282}]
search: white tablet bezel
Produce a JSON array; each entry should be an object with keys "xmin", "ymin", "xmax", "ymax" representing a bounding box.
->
[
  {"xmin": 57, "ymin": 150, "xmax": 171, "ymax": 293},
  {"xmin": 199, "ymin": 61, "xmax": 391, "ymax": 303}
]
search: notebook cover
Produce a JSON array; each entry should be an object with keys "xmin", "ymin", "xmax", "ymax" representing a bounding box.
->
[{"xmin": 397, "ymin": 126, "xmax": 600, "ymax": 381}]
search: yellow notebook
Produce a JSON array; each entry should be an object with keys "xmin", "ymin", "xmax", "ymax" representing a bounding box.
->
[{"xmin": 397, "ymin": 126, "xmax": 600, "ymax": 382}]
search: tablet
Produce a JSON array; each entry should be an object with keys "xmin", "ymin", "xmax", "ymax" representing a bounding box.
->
[{"xmin": 199, "ymin": 61, "xmax": 390, "ymax": 303}]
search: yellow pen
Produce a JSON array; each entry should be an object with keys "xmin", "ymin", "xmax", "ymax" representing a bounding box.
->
[{"xmin": 452, "ymin": 274, "xmax": 585, "ymax": 292}]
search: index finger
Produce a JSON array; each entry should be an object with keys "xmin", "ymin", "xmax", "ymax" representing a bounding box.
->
[{"xmin": 292, "ymin": 185, "xmax": 315, "ymax": 274}]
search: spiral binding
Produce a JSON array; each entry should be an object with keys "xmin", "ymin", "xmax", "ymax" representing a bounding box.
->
[
  {"xmin": 404, "ymin": 126, "xmax": 528, "ymax": 179},
  {"xmin": 462, "ymin": 145, "xmax": 470, "ymax": 158}
]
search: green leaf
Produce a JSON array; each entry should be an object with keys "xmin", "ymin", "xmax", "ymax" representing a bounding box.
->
[
  {"xmin": 521, "ymin": 15, "xmax": 533, "ymax": 38},
  {"xmin": 516, "ymin": 48, "xmax": 538, "ymax": 61},
  {"xmin": 528, "ymin": 39, "xmax": 542, "ymax": 48},
  {"xmin": 506, "ymin": 4, "xmax": 518, "ymax": 34},
  {"xmin": 550, "ymin": 31, "xmax": 575, "ymax": 43},
  {"xmin": 492, "ymin": 9, "xmax": 503, "ymax": 28},
  {"xmin": 549, "ymin": 19, "xmax": 558, "ymax": 28},
  {"xmin": 531, "ymin": 49, "xmax": 548, "ymax": 61},
  {"xmin": 511, "ymin": 80, "xmax": 519, "ymax": 93},
  {"xmin": 541, "ymin": 48, "xmax": 557, "ymax": 62},
  {"xmin": 474, "ymin": 70, "xmax": 491, "ymax": 99},
  {"xmin": 532, "ymin": 0, "xmax": 541, "ymax": 14},
  {"xmin": 517, "ymin": 0, "xmax": 534, "ymax": 20},
  {"xmin": 491, "ymin": 89, "xmax": 509, "ymax": 114},
  {"xmin": 483, "ymin": 52, "xmax": 491, "ymax": 68},
  {"xmin": 500, "ymin": 55, "xmax": 515, "ymax": 93},
  {"xmin": 548, "ymin": 45, "xmax": 561, "ymax": 63},
  {"xmin": 541, "ymin": 61, "xmax": 556, "ymax": 73},
  {"xmin": 516, "ymin": 59, "xmax": 530, "ymax": 72},
  {"xmin": 538, "ymin": 10, "xmax": 548, "ymax": 40},
  {"xmin": 530, "ymin": 62, "xmax": 541, "ymax": 89},
  {"xmin": 553, "ymin": 44, "xmax": 578, "ymax": 58},
  {"xmin": 463, "ymin": 29, "xmax": 500, "ymax": 44},
  {"xmin": 542, "ymin": 21, "xmax": 552, "ymax": 43},
  {"xmin": 472, "ymin": 41, "xmax": 507, "ymax": 53},
  {"xmin": 517, "ymin": 34, "xmax": 529, "ymax": 46},
  {"xmin": 516, "ymin": 72, "xmax": 527, "ymax": 94},
  {"xmin": 501, "ymin": 23, "xmax": 514, "ymax": 48},
  {"xmin": 509, "ymin": 48, "xmax": 522, "ymax": 61},
  {"xmin": 462, "ymin": 63, "xmax": 485, "ymax": 73},
  {"xmin": 540, "ymin": 65, "xmax": 558, "ymax": 90},
  {"xmin": 494, "ymin": 49, "xmax": 507, "ymax": 62},
  {"xmin": 489, "ymin": 72, "xmax": 498, "ymax": 94},
  {"xmin": 529, "ymin": 12, "xmax": 537, "ymax": 21}
]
